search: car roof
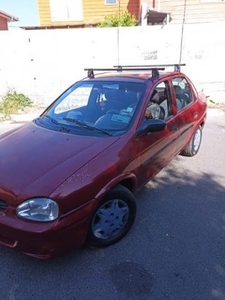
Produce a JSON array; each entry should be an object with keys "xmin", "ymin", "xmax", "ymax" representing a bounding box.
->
[
  {"xmin": 82, "ymin": 71, "xmax": 171, "ymax": 82},
  {"xmin": 82, "ymin": 64, "xmax": 186, "ymax": 84}
]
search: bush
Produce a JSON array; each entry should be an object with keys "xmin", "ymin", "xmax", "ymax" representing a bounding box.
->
[
  {"xmin": 98, "ymin": 11, "xmax": 137, "ymax": 27},
  {"xmin": 0, "ymin": 89, "xmax": 33, "ymax": 119}
]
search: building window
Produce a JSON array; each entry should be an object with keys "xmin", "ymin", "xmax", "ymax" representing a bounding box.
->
[
  {"xmin": 50, "ymin": 0, "xmax": 83, "ymax": 22},
  {"xmin": 105, "ymin": 0, "xmax": 117, "ymax": 5}
]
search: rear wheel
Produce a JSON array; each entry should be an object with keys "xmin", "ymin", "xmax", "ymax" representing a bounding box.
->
[
  {"xmin": 86, "ymin": 185, "xmax": 136, "ymax": 248},
  {"xmin": 180, "ymin": 125, "xmax": 202, "ymax": 156}
]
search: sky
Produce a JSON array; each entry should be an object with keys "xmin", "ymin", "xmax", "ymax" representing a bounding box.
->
[{"xmin": 0, "ymin": 0, "xmax": 39, "ymax": 29}]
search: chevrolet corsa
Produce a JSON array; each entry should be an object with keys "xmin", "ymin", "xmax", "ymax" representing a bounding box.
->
[{"xmin": 0, "ymin": 65, "xmax": 207, "ymax": 258}]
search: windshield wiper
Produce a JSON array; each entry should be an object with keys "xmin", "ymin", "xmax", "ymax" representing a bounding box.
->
[
  {"xmin": 45, "ymin": 115, "xmax": 70, "ymax": 132},
  {"xmin": 63, "ymin": 117, "xmax": 112, "ymax": 136}
]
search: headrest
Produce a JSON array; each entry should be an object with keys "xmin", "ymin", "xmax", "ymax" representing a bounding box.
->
[{"xmin": 151, "ymin": 90, "xmax": 159, "ymax": 103}]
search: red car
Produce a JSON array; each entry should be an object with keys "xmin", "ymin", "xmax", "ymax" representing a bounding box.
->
[{"xmin": 0, "ymin": 64, "xmax": 207, "ymax": 259}]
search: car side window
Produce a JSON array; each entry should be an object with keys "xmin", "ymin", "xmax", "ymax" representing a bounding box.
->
[
  {"xmin": 145, "ymin": 81, "xmax": 172, "ymax": 120},
  {"xmin": 172, "ymin": 77, "xmax": 193, "ymax": 112}
]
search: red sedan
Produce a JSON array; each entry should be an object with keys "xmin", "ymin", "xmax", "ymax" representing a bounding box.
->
[{"xmin": 0, "ymin": 65, "xmax": 207, "ymax": 258}]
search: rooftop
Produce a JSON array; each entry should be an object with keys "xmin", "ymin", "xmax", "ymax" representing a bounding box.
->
[{"xmin": 0, "ymin": 10, "xmax": 19, "ymax": 22}]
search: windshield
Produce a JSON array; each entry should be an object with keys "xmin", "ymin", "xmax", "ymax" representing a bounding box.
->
[{"xmin": 39, "ymin": 80, "xmax": 146, "ymax": 136}]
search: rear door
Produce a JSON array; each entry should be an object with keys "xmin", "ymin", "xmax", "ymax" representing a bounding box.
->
[{"xmin": 170, "ymin": 76, "xmax": 197, "ymax": 150}]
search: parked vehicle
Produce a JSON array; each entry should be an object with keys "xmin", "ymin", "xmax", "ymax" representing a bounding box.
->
[{"xmin": 0, "ymin": 64, "xmax": 207, "ymax": 258}]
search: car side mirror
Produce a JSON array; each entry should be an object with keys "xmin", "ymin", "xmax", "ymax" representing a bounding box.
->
[{"xmin": 136, "ymin": 119, "xmax": 166, "ymax": 138}]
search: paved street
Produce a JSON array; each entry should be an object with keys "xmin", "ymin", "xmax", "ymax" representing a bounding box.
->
[{"xmin": 0, "ymin": 109, "xmax": 225, "ymax": 300}]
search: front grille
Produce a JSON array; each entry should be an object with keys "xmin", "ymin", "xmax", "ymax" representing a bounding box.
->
[{"xmin": 0, "ymin": 199, "xmax": 9, "ymax": 209}]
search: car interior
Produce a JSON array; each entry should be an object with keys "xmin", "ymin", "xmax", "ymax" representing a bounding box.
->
[{"xmin": 173, "ymin": 78, "xmax": 193, "ymax": 111}]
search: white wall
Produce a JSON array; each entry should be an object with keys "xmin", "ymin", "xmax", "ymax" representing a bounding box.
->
[{"xmin": 0, "ymin": 23, "xmax": 225, "ymax": 106}]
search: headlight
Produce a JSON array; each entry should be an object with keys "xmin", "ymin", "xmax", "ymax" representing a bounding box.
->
[{"xmin": 16, "ymin": 198, "xmax": 59, "ymax": 222}]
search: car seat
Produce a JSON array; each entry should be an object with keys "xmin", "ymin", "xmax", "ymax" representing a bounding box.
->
[
  {"xmin": 159, "ymin": 106, "xmax": 165, "ymax": 120},
  {"xmin": 176, "ymin": 98, "xmax": 183, "ymax": 111},
  {"xmin": 159, "ymin": 100, "xmax": 168, "ymax": 119},
  {"xmin": 174, "ymin": 85, "xmax": 188, "ymax": 111},
  {"xmin": 104, "ymin": 89, "xmax": 123, "ymax": 111},
  {"xmin": 124, "ymin": 91, "xmax": 138, "ymax": 107},
  {"xmin": 150, "ymin": 90, "xmax": 160, "ymax": 103},
  {"xmin": 147, "ymin": 103, "xmax": 161, "ymax": 119}
]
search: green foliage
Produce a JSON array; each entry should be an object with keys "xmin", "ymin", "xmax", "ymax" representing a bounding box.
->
[
  {"xmin": 98, "ymin": 11, "xmax": 137, "ymax": 27},
  {"xmin": 0, "ymin": 89, "xmax": 33, "ymax": 119},
  {"xmin": 209, "ymin": 98, "xmax": 216, "ymax": 104}
]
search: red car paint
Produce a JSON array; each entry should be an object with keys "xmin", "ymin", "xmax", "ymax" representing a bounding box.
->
[{"xmin": 0, "ymin": 67, "xmax": 207, "ymax": 258}]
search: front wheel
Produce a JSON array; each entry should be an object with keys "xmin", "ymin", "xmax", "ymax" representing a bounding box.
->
[
  {"xmin": 86, "ymin": 185, "xmax": 136, "ymax": 248},
  {"xmin": 180, "ymin": 125, "xmax": 202, "ymax": 157}
]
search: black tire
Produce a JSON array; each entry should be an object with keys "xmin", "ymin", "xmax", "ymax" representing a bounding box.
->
[
  {"xmin": 180, "ymin": 125, "xmax": 202, "ymax": 157},
  {"xmin": 86, "ymin": 185, "xmax": 136, "ymax": 248}
]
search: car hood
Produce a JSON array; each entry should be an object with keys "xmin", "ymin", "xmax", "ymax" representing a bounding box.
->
[{"xmin": 0, "ymin": 122, "xmax": 119, "ymax": 204}]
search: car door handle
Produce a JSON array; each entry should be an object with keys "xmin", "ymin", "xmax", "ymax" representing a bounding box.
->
[{"xmin": 193, "ymin": 112, "xmax": 198, "ymax": 119}]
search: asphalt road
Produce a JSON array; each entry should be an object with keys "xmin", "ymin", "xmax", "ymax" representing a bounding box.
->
[{"xmin": 0, "ymin": 112, "xmax": 225, "ymax": 300}]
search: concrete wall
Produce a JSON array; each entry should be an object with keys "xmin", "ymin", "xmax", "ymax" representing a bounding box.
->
[{"xmin": 0, "ymin": 23, "xmax": 225, "ymax": 106}]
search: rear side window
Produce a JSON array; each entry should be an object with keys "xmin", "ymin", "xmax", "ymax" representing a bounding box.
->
[{"xmin": 172, "ymin": 77, "xmax": 193, "ymax": 111}]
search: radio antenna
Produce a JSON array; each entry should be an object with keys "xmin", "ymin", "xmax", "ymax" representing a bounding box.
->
[{"xmin": 179, "ymin": 0, "xmax": 187, "ymax": 65}]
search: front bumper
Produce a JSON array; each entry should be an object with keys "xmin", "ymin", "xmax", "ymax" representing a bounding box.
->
[{"xmin": 0, "ymin": 199, "xmax": 96, "ymax": 259}]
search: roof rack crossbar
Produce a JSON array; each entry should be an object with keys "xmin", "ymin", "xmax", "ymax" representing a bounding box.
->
[
  {"xmin": 114, "ymin": 64, "xmax": 186, "ymax": 72},
  {"xmin": 84, "ymin": 67, "xmax": 165, "ymax": 79},
  {"xmin": 84, "ymin": 67, "xmax": 165, "ymax": 71},
  {"xmin": 84, "ymin": 64, "xmax": 186, "ymax": 78}
]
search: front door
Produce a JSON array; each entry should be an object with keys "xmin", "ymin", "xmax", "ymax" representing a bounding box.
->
[{"xmin": 135, "ymin": 80, "xmax": 181, "ymax": 187}]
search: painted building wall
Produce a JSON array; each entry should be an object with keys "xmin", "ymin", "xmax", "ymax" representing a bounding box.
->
[
  {"xmin": 0, "ymin": 23, "xmax": 224, "ymax": 105},
  {"xmin": 0, "ymin": 16, "xmax": 8, "ymax": 30},
  {"xmin": 145, "ymin": 0, "xmax": 225, "ymax": 24},
  {"xmin": 37, "ymin": 0, "xmax": 140, "ymax": 26},
  {"xmin": 37, "ymin": 0, "xmax": 225, "ymax": 27}
]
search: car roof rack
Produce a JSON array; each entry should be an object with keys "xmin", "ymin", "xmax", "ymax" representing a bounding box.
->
[
  {"xmin": 84, "ymin": 64, "xmax": 185, "ymax": 79},
  {"xmin": 114, "ymin": 64, "xmax": 186, "ymax": 72},
  {"xmin": 84, "ymin": 66, "xmax": 165, "ymax": 80}
]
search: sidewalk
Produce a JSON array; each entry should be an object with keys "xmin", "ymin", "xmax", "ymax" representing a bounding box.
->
[
  {"xmin": 206, "ymin": 107, "xmax": 225, "ymax": 118},
  {"xmin": 11, "ymin": 109, "xmax": 44, "ymax": 123},
  {"xmin": 0, "ymin": 109, "xmax": 43, "ymax": 134}
]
